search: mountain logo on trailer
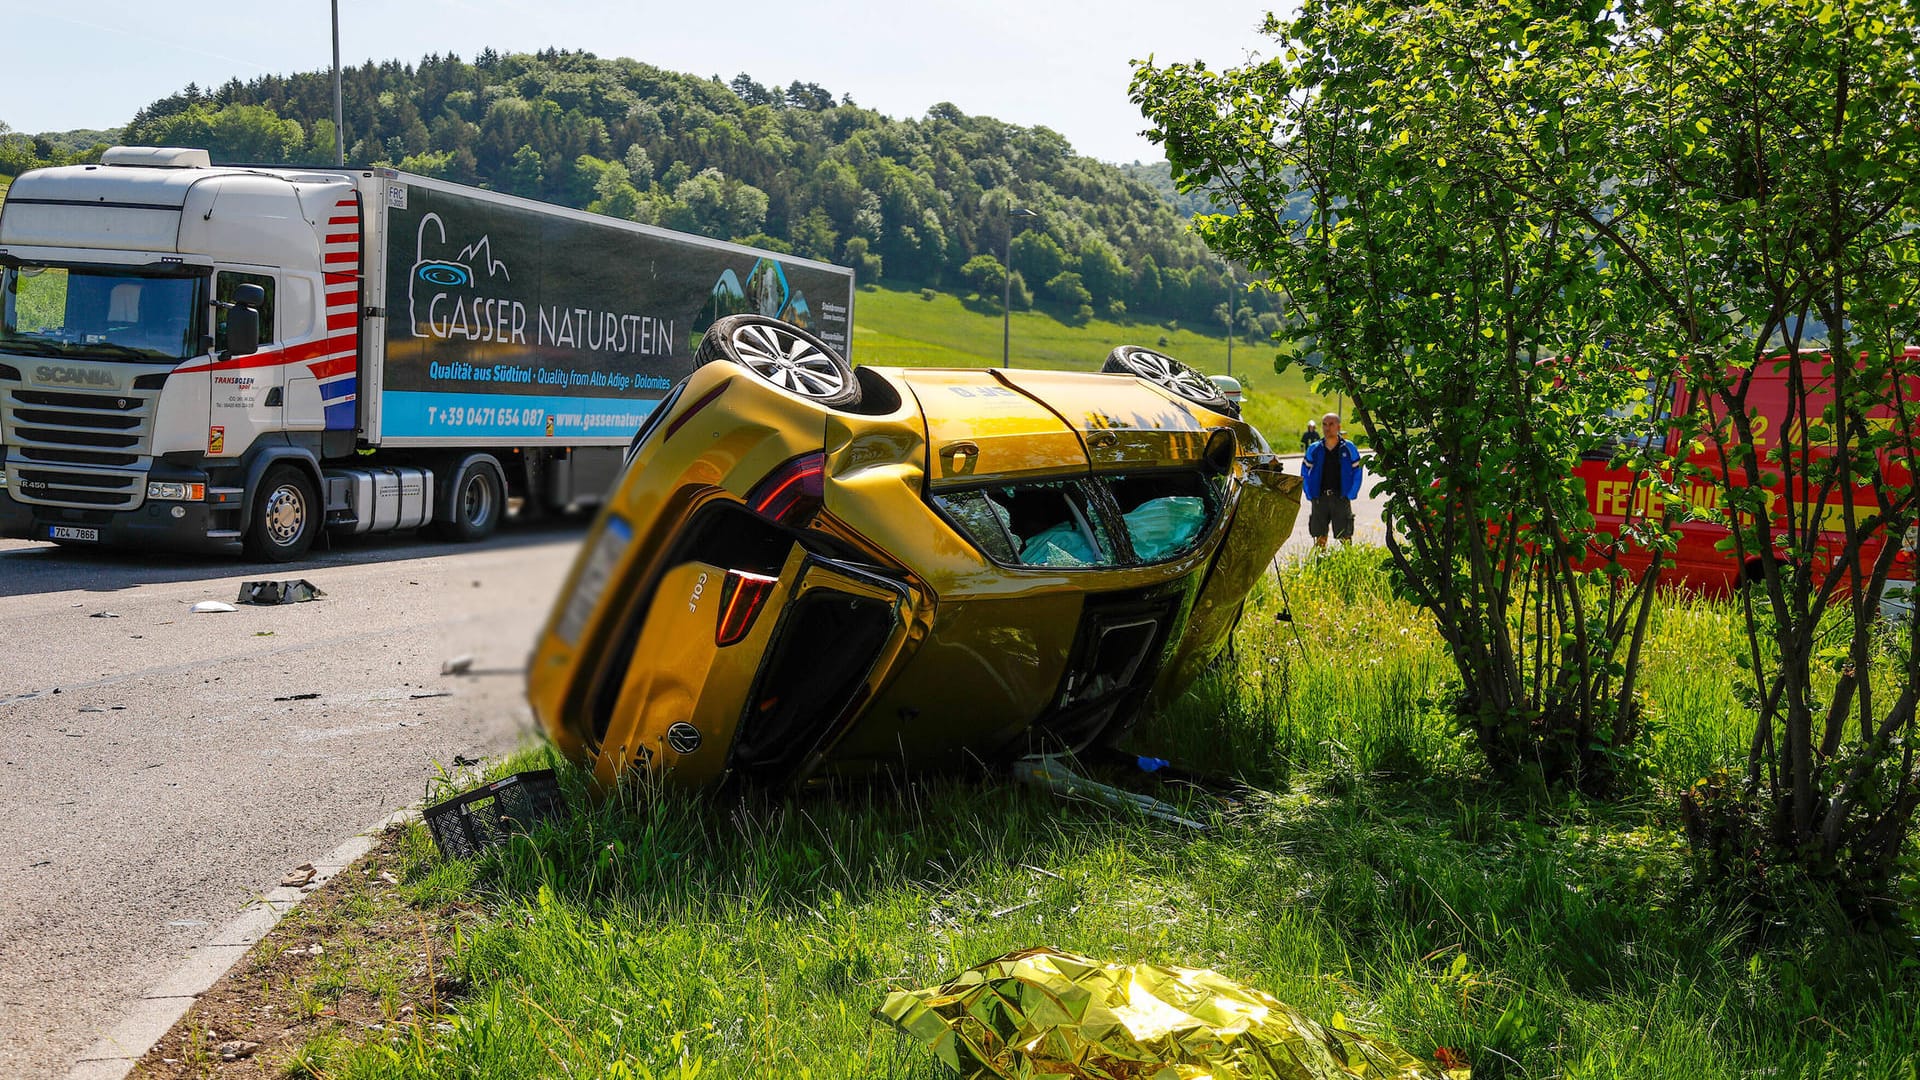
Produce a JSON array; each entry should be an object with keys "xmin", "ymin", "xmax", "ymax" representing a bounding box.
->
[{"xmin": 409, "ymin": 213, "xmax": 522, "ymax": 342}]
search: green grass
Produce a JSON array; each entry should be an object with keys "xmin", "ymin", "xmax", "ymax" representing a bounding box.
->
[
  {"xmin": 290, "ymin": 548, "xmax": 1919, "ymax": 1080},
  {"xmin": 852, "ymin": 284, "xmax": 1337, "ymax": 447}
]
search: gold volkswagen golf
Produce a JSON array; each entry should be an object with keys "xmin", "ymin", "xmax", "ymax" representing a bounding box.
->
[{"xmin": 527, "ymin": 315, "xmax": 1302, "ymax": 789}]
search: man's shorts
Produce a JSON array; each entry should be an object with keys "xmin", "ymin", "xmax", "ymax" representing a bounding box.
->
[{"xmin": 1308, "ymin": 495, "xmax": 1355, "ymax": 540}]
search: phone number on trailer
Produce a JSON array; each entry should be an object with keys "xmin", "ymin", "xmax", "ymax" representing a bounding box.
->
[{"xmin": 420, "ymin": 405, "xmax": 547, "ymax": 431}]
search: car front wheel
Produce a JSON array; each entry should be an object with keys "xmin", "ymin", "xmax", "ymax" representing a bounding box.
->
[
  {"xmin": 1103, "ymin": 345, "xmax": 1238, "ymax": 417},
  {"xmin": 698, "ymin": 314, "xmax": 862, "ymax": 408}
]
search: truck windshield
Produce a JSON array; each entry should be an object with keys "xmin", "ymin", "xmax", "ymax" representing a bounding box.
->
[{"xmin": 1, "ymin": 265, "xmax": 204, "ymax": 363}]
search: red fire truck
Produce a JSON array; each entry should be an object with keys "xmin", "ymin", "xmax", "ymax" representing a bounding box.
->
[{"xmin": 1573, "ymin": 349, "xmax": 1918, "ymax": 608}]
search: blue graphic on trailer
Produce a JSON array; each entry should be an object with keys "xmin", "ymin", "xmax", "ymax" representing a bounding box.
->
[
  {"xmin": 409, "ymin": 213, "xmax": 511, "ymax": 340},
  {"xmin": 701, "ymin": 258, "xmax": 814, "ymax": 331}
]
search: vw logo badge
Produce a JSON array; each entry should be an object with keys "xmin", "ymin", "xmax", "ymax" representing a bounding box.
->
[{"xmin": 665, "ymin": 722, "xmax": 703, "ymax": 755}]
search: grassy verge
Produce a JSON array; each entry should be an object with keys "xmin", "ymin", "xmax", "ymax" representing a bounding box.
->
[
  {"xmin": 171, "ymin": 548, "xmax": 1918, "ymax": 1080},
  {"xmin": 852, "ymin": 283, "xmax": 1335, "ymax": 444}
]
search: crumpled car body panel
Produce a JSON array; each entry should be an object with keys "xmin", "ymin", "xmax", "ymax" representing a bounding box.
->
[{"xmin": 526, "ymin": 360, "xmax": 1302, "ymax": 789}]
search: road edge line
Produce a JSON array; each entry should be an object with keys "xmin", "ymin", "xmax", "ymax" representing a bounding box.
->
[{"xmin": 66, "ymin": 804, "xmax": 420, "ymax": 1080}]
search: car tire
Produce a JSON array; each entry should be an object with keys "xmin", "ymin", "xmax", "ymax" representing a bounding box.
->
[
  {"xmin": 1103, "ymin": 346, "xmax": 1239, "ymax": 417},
  {"xmin": 245, "ymin": 464, "xmax": 319, "ymax": 562},
  {"xmin": 698, "ymin": 314, "xmax": 862, "ymax": 408},
  {"xmin": 432, "ymin": 456, "xmax": 504, "ymax": 542}
]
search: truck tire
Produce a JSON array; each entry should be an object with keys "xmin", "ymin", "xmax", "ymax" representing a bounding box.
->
[
  {"xmin": 433, "ymin": 457, "xmax": 504, "ymax": 542},
  {"xmin": 1103, "ymin": 346, "xmax": 1239, "ymax": 418},
  {"xmin": 698, "ymin": 315, "xmax": 861, "ymax": 408},
  {"xmin": 245, "ymin": 465, "xmax": 319, "ymax": 562}
]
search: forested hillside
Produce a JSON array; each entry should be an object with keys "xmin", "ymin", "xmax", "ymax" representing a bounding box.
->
[{"xmin": 0, "ymin": 50, "xmax": 1282, "ymax": 335}]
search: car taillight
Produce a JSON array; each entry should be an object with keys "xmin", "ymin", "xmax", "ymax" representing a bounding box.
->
[
  {"xmin": 747, "ymin": 452, "xmax": 825, "ymax": 524},
  {"xmin": 716, "ymin": 569, "xmax": 779, "ymax": 646}
]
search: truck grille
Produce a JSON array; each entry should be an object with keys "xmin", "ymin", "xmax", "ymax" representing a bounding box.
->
[{"xmin": 2, "ymin": 387, "xmax": 154, "ymax": 510}]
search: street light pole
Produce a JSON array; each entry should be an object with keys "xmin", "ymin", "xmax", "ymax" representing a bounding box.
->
[
  {"xmin": 331, "ymin": 0, "xmax": 345, "ymax": 167},
  {"xmin": 1001, "ymin": 204, "xmax": 1037, "ymax": 367},
  {"xmin": 1225, "ymin": 268, "xmax": 1235, "ymax": 377}
]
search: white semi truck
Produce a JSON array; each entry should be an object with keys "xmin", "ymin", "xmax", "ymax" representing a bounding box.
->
[{"xmin": 0, "ymin": 146, "xmax": 855, "ymax": 560}]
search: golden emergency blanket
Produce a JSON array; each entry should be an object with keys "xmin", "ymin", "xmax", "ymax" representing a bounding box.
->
[{"xmin": 875, "ymin": 946, "xmax": 1463, "ymax": 1080}]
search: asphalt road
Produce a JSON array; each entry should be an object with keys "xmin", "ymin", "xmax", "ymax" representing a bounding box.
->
[
  {"xmin": 0, "ymin": 526, "xmax": 581, "ymax": 1080},
  {"xmin": 0, "ymin": 451, "xmax": 1385, "ymax": 1079}
]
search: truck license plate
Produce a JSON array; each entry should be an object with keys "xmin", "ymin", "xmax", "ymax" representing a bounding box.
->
[{"xmin": 48, "ymin": 526, "xmax": 100, "ymax": 542}]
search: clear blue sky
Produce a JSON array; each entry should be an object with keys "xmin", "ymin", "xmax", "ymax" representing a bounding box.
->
[{"xmin": 3, "ymin": 1, "xmax": 1287, "ymax": 164}]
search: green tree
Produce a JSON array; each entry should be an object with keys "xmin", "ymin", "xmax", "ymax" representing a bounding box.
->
[
  {"xmin": 843, "ymin": 236, "xmax": 882, "ymax": 284},
  {"xmin": 1007, "ymin": 269, "xmax": 1033, "ymax": 311},
  {"xmin": 503, "ymin": 144, "xmax": 544, "ymax": 196},
  {"xmin": 1135, "ymin": 4, "xmax": 1672, "ymax": 795},
  {"xmin": 131, "ymin": 102, "xmax": 305, "ymax": 163},
  {"xmin": 1043, "ymin": 271, "xmax": 1091, "ymax": 310},
  {"xmin": 788, "ymin": 207, "xmax": 838, "ymax": 261},
  {"xmin": 1135, "ymin": 0, "xmax": 1920, "ymax": 916},
  {"xmin": 959, "ymin": 254, "xmax": 1007, "ymax": 298}
]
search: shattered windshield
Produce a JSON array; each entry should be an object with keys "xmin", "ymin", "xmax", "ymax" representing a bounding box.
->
[{"xmin": 1, "ymin": 265, "xmax": 204, "ymax": 362}]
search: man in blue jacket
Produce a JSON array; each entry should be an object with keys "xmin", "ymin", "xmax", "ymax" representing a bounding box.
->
[{"xmin": 1301, "ymin": 412, "xmax": 1363, "ymax": 549}]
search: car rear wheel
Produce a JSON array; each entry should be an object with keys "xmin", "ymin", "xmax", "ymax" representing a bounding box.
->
[
  {"xmin": 1103, "ymin": 346, "xmax": 1238, "ymax": 417},
  {"xmin": 698, "ymin": 314, "xmax": 861, "ymax": 408}
]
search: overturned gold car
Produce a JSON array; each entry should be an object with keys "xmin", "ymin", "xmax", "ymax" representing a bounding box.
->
[{"xmin": 527, "ymin": 315, "xmax": 1301, "ymax": 789}]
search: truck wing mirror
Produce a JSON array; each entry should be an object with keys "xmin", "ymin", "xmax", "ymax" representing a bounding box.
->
[
  {"xmin": 225, "ymin": 307, "xmax": 260, "ymax": 357},
  {"xmin": 223, "ymin": 284, "xmax": 265, "ymax": 357}
]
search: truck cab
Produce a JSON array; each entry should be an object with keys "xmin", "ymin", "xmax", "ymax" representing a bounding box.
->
[{"xmin": 0, "ymin": 146, "xmax": 362, "ymax": 557}]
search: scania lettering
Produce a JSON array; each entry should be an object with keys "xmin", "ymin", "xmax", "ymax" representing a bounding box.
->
[{"xmin": 0, "ymin": 146, "xmax": 855, "ymax": 560}]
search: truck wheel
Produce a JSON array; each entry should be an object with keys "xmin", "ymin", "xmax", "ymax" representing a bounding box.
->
[
  {"xmin": 698, "ymin": 314, "xmax": 861, "ymax": 408},
  {"xmin": 245, "ymin": 465, "xmax": 318, "ymax": 562},
  {"xmin": 433, "ymin": 458, "xmax": 503, "ymax": 542},
  {"xmin": 1104, "ymin": 346, "xmax": 1239, "ymax": 418}
]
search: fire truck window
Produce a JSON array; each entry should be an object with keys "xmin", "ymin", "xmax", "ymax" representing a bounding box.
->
[
  {"xmin": 1587, "ymin": 378, "xmax": 1676, "ymax": 461},
  {"xmin": 215, "ymin": 272, "xmax": 276, "ymax": 348}
]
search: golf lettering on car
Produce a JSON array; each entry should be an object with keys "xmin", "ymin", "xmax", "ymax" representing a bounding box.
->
[{"xmin": 380, "ymin": 185, "xmax": 852, "ymax": 440}]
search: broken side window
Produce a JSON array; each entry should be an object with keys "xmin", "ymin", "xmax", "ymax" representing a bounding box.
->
[{"xmin": 935, "ymin": 481, "xmax": 1117, "ymax": 568}]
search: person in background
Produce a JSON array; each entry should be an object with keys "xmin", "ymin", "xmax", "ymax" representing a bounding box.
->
[
  {"xmin": 1301, "ymin": 412, "xmax": 1363, "ymax": 549},
  {"xmin": 1298, "ymin": 418, "xmax": 1319, "ymax": 455}
]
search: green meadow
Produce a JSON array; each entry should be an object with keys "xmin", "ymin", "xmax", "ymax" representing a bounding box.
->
[
  {"xmin": 275, "ymin": 550, "xmax": 1917, "ymax": 1080},
  {"xmin": 851, "ymin": 284, "xmax": 1336, "ymax": 446}
]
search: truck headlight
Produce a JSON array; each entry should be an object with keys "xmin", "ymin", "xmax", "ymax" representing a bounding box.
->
[{"xmin": 147, "ymin": 481, "xmax": 207, "ymax": 501}]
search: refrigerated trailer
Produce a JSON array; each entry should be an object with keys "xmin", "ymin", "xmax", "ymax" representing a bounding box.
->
[{"xmin": 0, "ymin": 146, "xmax": 855, "ymax": 560}]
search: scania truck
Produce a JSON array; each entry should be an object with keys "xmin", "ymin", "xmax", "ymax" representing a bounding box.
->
[{"xmin": 0, "ymin": 146, "xmax": 855, "ymax": 560}]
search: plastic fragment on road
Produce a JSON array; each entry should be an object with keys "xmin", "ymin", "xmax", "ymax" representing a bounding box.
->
[
  {"xmin": 441, "ymin": 654, "xmax": 475, "ymax": 675},
  {"xmin": 423, "ymin": 769, "xmax": 566, "ymax": 859},
  {"xmin": 237, "ymin": 579, "xmax": 326, "ymax": 604},
  {"xmin": 876, "ymin": 946, "xmax": 1464, "ymax": 1080},
  {"xmin": 190, "ymin": 600, "xmax": 238, "ymax": 613}
]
